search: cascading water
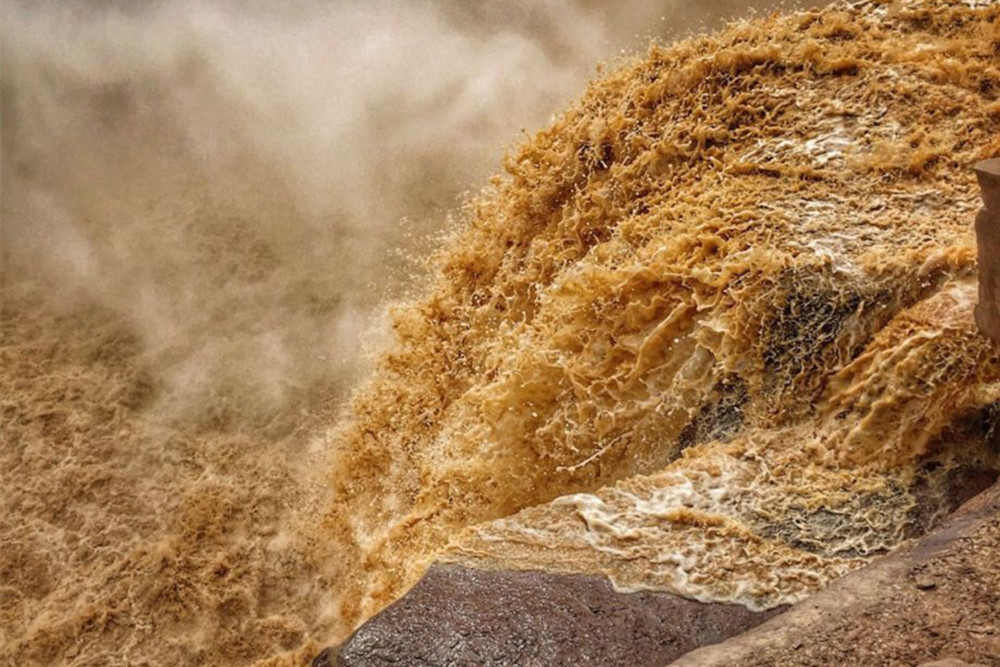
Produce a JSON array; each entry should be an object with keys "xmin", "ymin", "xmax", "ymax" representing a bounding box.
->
[{"xmin": 325, "ymin": 0, "xmax": 1000, "ymax": 631}]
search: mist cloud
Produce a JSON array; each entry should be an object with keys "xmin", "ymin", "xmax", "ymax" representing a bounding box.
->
[{"xmin": 0, "ymin": 0, "xmax": 822, "ymax": 428}]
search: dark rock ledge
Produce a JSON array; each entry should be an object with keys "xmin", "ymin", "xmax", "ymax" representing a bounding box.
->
[
  {"xmin": 313, "ymin": 466, "xmax": 998, "ymax": 666},
  {"xmin": 313, "ymin": 565, "xmax": 783, "ymax": 667}
]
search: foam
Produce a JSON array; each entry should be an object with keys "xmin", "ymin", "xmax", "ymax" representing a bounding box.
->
[{"xmin": 326, "ymin": 0, "xmax": 1000, "ymax": 625}]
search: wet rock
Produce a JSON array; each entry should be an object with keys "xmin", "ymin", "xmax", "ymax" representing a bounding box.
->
[
  {"xmin": 671, "ymin": 480, "xmax": 1000, "ymax": 667},
  {"xmin": 974, "ymin": 158, "xmax": 1000, "ymax": 341},
  {"xmin": 320, "ymin": 565, "xmax": 782, "ymax": 667},
  {"xmin": 310, "ymin": 646, "xmax": 339, "ymax": 667},
  {"xmin": 906, "ymin": 463, "xmax": 999, "ymax": 540}
]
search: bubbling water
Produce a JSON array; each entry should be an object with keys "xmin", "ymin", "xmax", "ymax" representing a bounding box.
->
[{"xmin": 325, "ymin": 0, "xmax": 1000, "ymax": 628}]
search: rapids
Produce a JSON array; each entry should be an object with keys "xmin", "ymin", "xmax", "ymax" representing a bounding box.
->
[
  {"xmin": 326, "ymin": 0, "xmax": 1000, "ymax": 628},
  {"xmin": 3, "ymin": 1, "xmax": 1000, "ymax": 663}
]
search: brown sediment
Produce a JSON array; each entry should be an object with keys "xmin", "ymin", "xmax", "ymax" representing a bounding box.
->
[
  {"xmin": 325, "ymin": 0, "xmax": 1000, "ymax": 632},
  {"xmin": 325, "ymin": 564, "xmax": 783, "ymax": 667}
]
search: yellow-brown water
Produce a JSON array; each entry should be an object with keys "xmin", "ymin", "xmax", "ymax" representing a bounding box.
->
[
  {"xmin": 327, "ymin": 0, "xmax": 1000, "ymax": 629},
  {"xmin": 3, "ymin": 0, "xmax": 1000, "ymax": 664},
  {"xmin": 5, "ymin": 2, "xmax": 707, "ymax": 663}
]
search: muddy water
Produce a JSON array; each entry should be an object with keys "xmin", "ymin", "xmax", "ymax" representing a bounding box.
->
[
  {"xmin": 3, "ymin": 0, "xmax": 1000, "ymax": 664},
  {"xmin": 327, "ymin": 0, "xmax": 1000, "ymax": 630}
]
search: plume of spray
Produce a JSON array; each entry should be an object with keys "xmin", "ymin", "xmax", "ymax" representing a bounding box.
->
[
  {"xmin": 0, "ymin": 0, "xmax": 819, "ymax": 428},
  {"xmin": 0, "ymin": 1, "xmax": 837, "ymax": 663}
]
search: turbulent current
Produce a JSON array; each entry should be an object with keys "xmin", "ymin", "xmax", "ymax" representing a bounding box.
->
[
  {"xmin": 327, "ymin": 0, "xmax": 1000, "ymax": 631},
  {"xmin": 3, "ymin": 0, "xmax": 1000, "ymax": 664}
]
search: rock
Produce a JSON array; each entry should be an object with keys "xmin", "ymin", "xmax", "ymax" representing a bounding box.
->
[
  {"xmin": 974, "ymin": 158, "xmax": 1000, "ymax": 341},
  {"xmin": 906, "ymin": 465, "xmax": 998, "ymax": 539},
  {"xmin": 319, "ymin": 565, "xmax": 783, "ymax": 667},
  {"xmin": 310, "ymin": 646, "xmax": 339, "ymax": 667},
  {"xmin": 669, "ymin": 479, "xmax": 1000, "ymax": 666}
]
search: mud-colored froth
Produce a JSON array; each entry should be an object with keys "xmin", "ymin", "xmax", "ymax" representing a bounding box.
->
[
  {"xmin": 0, "ymin": 285, "xmax": 338, "ymax": 665},
  {"xmin": 447, "ymin": 284, "xmax": 1000, "ymax": 609},
  {"xmin": 5, "ymin": 1, "xmax": 1000, "ymax": 663},
  {"xmin": 3, "ymin": 2, "xmax": 849, "ymax": 664},
  {"xmin": 327, "ymin": 0, "xmax": 1000, "ymax": 629}
]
